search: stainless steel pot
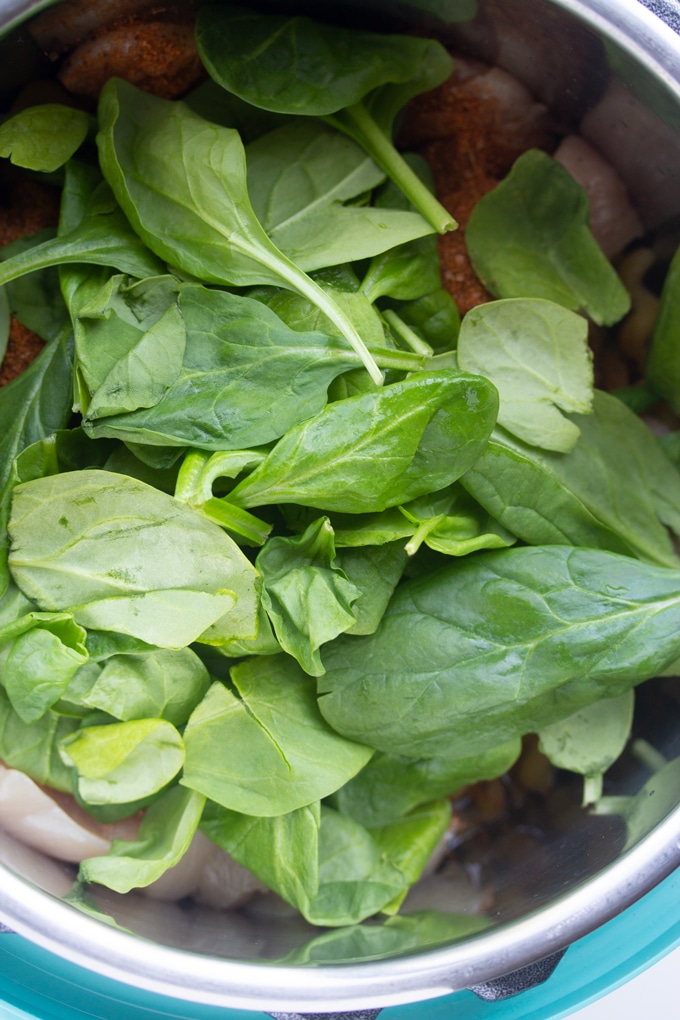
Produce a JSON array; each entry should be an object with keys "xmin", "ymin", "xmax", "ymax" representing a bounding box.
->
[{"xmin": 1, "ymin": 0, "xmax": 680, "ymax": 1013}]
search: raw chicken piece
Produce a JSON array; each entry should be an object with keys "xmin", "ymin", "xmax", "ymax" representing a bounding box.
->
[
  {"xmin": 553, "ymin": 135, "xmax": 643, "ymax": 259},
  {"xmin": 0, "ymin": 763, "xmax": 111, "ymax": 861},
  {"xmin": 581, "ymin": 78, "xmax": 680, "ymax": 229},
  {"xmin": 145, "ymin": 829, "xmax": 266, "ymax": 908}
]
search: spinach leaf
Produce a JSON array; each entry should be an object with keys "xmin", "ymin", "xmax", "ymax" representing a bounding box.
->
[
  {"xmin": 195, "ymin": 6, "xmax": 456, "ymax": 233},
  {"xmin": 59, "ymin": 717, "xmax": 185, "ymax": 805},
  {"xmin": 256, "ymin": 517, "xmax": 361, "ymax": 675},
  {"xmin": 0, "ymin": 686, "xmax": 78, "ymax": 791},
  {"xmin": 318, "ymin": 546, "xmax": 680, "ymax": 760},
  {"xmin": 229, "ymin": 370, "xmax": 498, "ymax": 513},
  {"xmin": 246, "ymin": 120, "xmax": 435, "ymax": 270},
  {"xmin": 0, "ymin": 326, "xmax": 74, "ymax": 596},
  {"xmin": 181, "ymin": 656, "xmax": 373, "ymax": 816},
  {"xmin": 68, "ymin": 648, "xmax": 211, "ymax": 727},
  {"xmin": 1, "ymin": 612, "xmax": 88, "ymax": 723},
  {"xmin": 0, "ymin": 230, "xmax": 69, "ymax": 342},
  {"xmin": 335, "ymin": 739, "xmax": 522, "ymax": 827},
  {"xmin": 74, "ymin": 274, "xmax": 185, "ymax": 420},
  {"xmin": 387, "ymin": 288, "xmax": 461, "ymax": 352},
  {"xmin": 457, "ymin": 298, "xmax": 593, "ymax": 452},
  {"xmin": 96, "ymin": 79, "xmax": 384, "ymax": 385},
  {"xmin": 461, "ymin": 391, "xmax": 680, "ymax": 569},
  {"xmin": 466, "ymin": 150, "xmax": 630, "ymax": 327},
  {"xmin": 359, "ymin": 154, "xmax": 443, "ymax": 304},
  {"xmin": 82, "ymin": 284, "xmax": 405, "ymax": 451},
  {"xmin": 303, "ymin": 806, "xmax": 408, "ymax": 926},
  {"xmin": 257, "ymin": 278, "xmax": 392, "ymax": 354},
  {"xmin": 646, "ymin": 244, "xmax": 680, "ymax": 412},
  {"xmin": 80, "ymin": 786, "xmax": 205, "ymax": 892},
  {"xmin": 335, "ymin": 541, "xmax": 408, "ymax": 635},
  {"xmin": 0, "ymin": 105, "xmax": 90, "ymax": 172},
  {"xmin": 369, "ymin": 799, "xmax": 451, "ymax": 912},
  {"xmin": 538, "ymin": 689, "xmax": 634, "ymax": 805},
  {"xmin": 201, "ymin": 800, "xmax": 321, "ymax": 913},
  {"xmin": 8, "ymin": 470, "xmax": 259, "ymax": 648},
  {"xmin": 399, "ymin": 483, "xmax": 515, "ymax": 557}
]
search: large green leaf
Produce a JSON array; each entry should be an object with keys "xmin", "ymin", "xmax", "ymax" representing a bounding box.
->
[
  {"xmin": 181, "ymin": 656, "xmax": 373, "ymax": 816},
  {"xmin": 318, "ymin": 546, "xmax": 680, "ymax": 759},
  {"xmin": 8, "ymin": 470, "xmax": 259, "ymax": 648}
]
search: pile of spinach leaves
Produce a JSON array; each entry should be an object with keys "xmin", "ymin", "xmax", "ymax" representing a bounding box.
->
[{"xmin": 1, "ymin": 4, "xmax": 680, "ymax": 931}]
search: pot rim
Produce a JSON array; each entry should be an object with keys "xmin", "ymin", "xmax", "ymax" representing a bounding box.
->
[{"xmin": 1, "ymin": 0, "xmax": 680, "ymax": 1011}]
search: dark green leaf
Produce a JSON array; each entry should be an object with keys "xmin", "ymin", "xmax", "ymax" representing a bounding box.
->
[
  {"xmin": 246, "ymin": 120, "xmax": 435, "ymax": 270},
  {"xmin": 461, "ymin": 391, "xmax": 680, "ymax": 568},
  {"xmin": 318, "ymin": 546, "xmax": 680, "ymax": 759},
  {"xmin": 96, "ymin": 79, "xmax": 383, "ymax": 383},
  {"xmin": 230, "ymin": 370, "xmax": 498, "ymax": 513},
  {"xmin": 335, "ymin": 740, "xmax": 521, "ymax": 827},
  {"xmin": 256, "ymin": 517, "xmax": 360, "ymax": 675}
]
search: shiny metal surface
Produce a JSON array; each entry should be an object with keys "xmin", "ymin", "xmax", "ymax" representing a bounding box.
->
[{"xmin": 0, "ymin": 0, "xmax": 680, "ymax": 1011}]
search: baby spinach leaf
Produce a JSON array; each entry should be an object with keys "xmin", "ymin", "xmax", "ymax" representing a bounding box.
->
[
  {"xmin": 70, "ymin": 648, "xmax": 211, "ymax": 727},
  {"xmin": 229, "ymin": 370, "xmax": 498, "ymax": 513},
  {"xmin": 0, "ymin": 326, "xmax": 74, "ymax": 596},
  {"xmin": 181, "ymin": 656, "xmax": 373, "ymax": 816},
  {"xmin": 74, "ymin": 274, "xmax": 185, "ymax": 420},
  {"xmin": 538, "ymin": 689, "xmax": 634, "ymax": 804},
  {"xmin": 82, "ymin": 284, "xmax": 395, "ymax": 451},
  {"xmin": 466, "ymin": 150, "xmax": 630, "ymax": 327},
  {"xmin": 59, "ymin": 717, "xmax": 185, "ymax": 805},
  {"xmin": 457, "ymin": 298, "xmax": 593, "ymax": 452},
  {"xmin": 256, "ymin": 517, "xmax": 361, "ymax": 676},
  {"xmin": 462, "ymin": 391, "xmax": 680, "ymax": 569},
  {"xmin": 335, "ymin": 541, "xmax": 408, "ymax": 635},
  {"xmin": 0, "ymin": 686, "xmax": 78, "ymax": 791},
  {"xmin": 318, "ymin": 546, "xmax": 680, "ymax": 760},
  {"xmin": 80, "ymin": 786, "xmax": 205, "ymax": 893},
  {"xmin": 257, "ymin": 283, "xmax": 391, "ymax": 354},
  {"xmin": 196, "ymin": 6, "xmax": 455, "ymax": 233},
  {"xmin": 370, "ymin": 799, "xmax": 451, "ymax": 912},
  {"xmin": 400, "ymin": 483, "xmax": 515, "ymax": 557},
  {"xmin": 303, "ymin": 806, "xmax": 408, "ymax": 926},
  {"xmin": 0, "ymin": 104, "xmax": 90, "ymax": 172},
  {"xmin": 201, "ymin": 800, "xmax": 321, "ymax": 913},
  {"xmin": 96, "ymin": 79, "xmax": 383, "ymax": 385},
  {"xmin": 335, "ymin": 739, "xmax": 522, "ymax": 827},
  {"xmin": 646, "ymin": 244, "xmax": 680, "ymax": 412},
  {"xmin": 388, "ymin": 287, "xmax": 461, "ymax": 352},
  {"xmin": 8, "ymin": 470, "xmax": 259, "ymax": 648},
  {"xmin": 1, "ymin": 612, "xmax": 88, "ymax": 723},
  {"xmin": 0, "ymin": 230, "xmax": 69, "ymax": 342},
  {"xmin": 246, "ymin": 120, "xmax": 435, "ymax": 270}
]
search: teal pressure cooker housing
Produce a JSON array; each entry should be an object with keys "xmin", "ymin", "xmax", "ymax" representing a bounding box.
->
[{"xmin": 0, "ymin": 0, "xmax": 680, "ymax": 1017}]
